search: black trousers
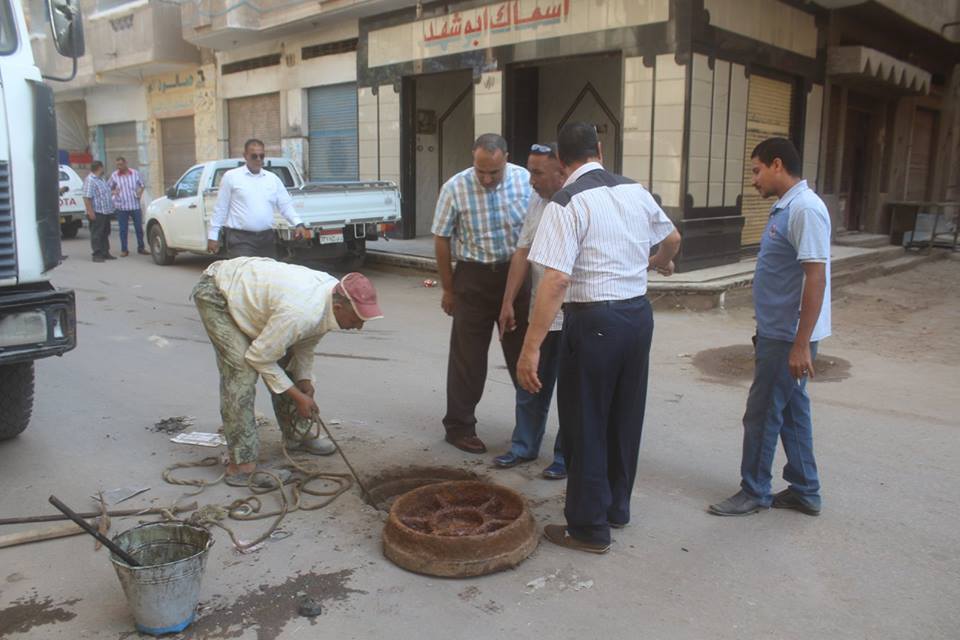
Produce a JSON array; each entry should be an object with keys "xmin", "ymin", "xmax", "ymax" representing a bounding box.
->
[
  {"xmin": 224, "ymin": 227, "xmax": 277, "ymax": 259},
  {"xmin": 558, "ymin": 296, "xmax": 653, "ymax": 545},
  {"xmin": 89, "ymin": 213, "xmax": 112, "ymax": 258},
  {"xmin": 443, "ymin": 260, "xmax": 530, "ymax": 438}
]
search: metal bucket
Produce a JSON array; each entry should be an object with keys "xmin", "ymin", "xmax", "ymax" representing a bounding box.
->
[{"xmin": 109, "ymin": 521, "xmax": 213, "ymax": 636}]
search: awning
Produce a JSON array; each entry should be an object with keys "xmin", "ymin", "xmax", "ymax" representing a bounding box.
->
[{"xmin": 827, "ymin": 46, "xmax": 931, "ymax": 95}]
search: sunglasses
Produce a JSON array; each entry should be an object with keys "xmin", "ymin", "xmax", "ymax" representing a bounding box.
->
[
  {"xmin": 248, "ymin": 153, "xmax": 265, "ymax": 160},
  {"xmin": 529, "ymin": 143, "xmax": 553, "ymax": 155}
]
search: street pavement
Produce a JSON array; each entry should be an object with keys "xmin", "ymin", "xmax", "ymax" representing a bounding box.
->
[{"xmin": 0, "ymin": 229, "xmax": 958, "ymax": 639}]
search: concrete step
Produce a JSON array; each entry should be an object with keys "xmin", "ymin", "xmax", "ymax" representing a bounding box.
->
[{"xmin": 834, "ymin": 233, "xmax": 892, "ymax": 249}]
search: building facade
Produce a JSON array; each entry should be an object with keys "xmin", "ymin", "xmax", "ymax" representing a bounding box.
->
[{"xmin": 28, "ymin": 0, "xmax": 960, "ymax": 270}]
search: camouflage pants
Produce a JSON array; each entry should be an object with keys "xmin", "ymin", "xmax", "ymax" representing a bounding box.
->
[{"xmin": 192, "ymin": 275, "xmax": 314, "ymax": 465}]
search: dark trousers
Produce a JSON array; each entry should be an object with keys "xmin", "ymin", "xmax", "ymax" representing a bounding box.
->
[
  {"xmin": 443, "ymin": 260, "xmax": 530, "ymax": 438},
  {"xmin": 89, "ymin": 213, "xmax": 113, "ymax": 258},
  {"xmin": 224, "ymin": 227, "xmax": 277, "ymax": 259},
  {"xmin": 116, "ymin": 208, "xmax": 144, "ymax": 252},
  {"xmin": 558, "ymin": 297, "xmax": 653, "ymax": 546}
]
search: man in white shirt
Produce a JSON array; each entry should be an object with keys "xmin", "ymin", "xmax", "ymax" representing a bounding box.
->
[
  {"xmin": 495, "ymin": 143, "xmax": 569, "ymax": 479},
  {"xmin": 192, "ymin": 258, "xmax": 383, "ymax": 488},
  {"xmin": 519, "ymin": 122, "xmax": 681, "ymax": 554},
  {"xmin": 207, "ymin": 139, "xmax": 309, "ymax": 259}
]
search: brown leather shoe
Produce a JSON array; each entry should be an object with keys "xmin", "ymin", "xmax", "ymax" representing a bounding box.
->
[
  {"xmin": 120, "ymin": 251, "xmax": 129, "ymax": 257},
  {"xmin": 543, "ymin": 524, "xmax": 610, "ymax": 554},
  {"xmin": 137, "ymin": 248, "xmax": 149, "ymax": 255},
  {"xmin": 445, "ymin": 433, "xmax": 487, "ymax": 454}
]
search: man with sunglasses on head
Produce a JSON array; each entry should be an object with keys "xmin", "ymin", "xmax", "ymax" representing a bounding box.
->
[
  {"xmin": 494, "ymin": 142, "xmax": 569, "ymax": 479},
  {"xmin": 433, "ymin": 133, "xmax": 532, "ymax": 455},
  {"xmin": 207, "ymin": 138, "xmax": 309, "ymax": 259}
]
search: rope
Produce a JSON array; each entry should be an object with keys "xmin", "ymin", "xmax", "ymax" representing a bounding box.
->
[{"xmin": 161, "ymin": 416, "xmax": 355, "ymax": 553}]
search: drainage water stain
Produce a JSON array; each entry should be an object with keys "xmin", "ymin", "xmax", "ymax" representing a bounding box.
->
[
  {"xmin": 0, "ymin": 592, "xmax": 80, "ymax": 636},
  {"xmin": 692, "ymin": 344, "xmax": 851, "ymax": 383},
  {"xmin": 171, "ymin": 569, "xmax": 364, "ymax": 640}
]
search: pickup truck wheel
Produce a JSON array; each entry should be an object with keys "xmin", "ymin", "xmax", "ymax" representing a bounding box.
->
[
  {"xmin": 0, "ymin": 362, "xmax": 34, "ymax": 440},
  {"xmin": 148, "ymin": 225, "xmax": 176, "ymax": 265},
  {"xmin": 60, "ymin": 220, "xmax": 81, "ymax": 239}
]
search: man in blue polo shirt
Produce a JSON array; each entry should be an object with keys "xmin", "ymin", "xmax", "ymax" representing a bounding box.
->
[{"xmin": 709, "ymin": 137, "xmax": 831, "ymax": 518}]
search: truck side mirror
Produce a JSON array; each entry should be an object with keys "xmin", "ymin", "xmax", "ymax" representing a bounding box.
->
[{"xmin": 47, "ymin": 0, "xmax": 86, "ymax": 59}]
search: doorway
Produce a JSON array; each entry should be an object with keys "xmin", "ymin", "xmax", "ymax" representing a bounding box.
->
[
  {"xmin": 410, "ymin": 70, "xmax": 475, "ymax": 237},
  {"xmin": 504, "ymin": 52, "xmax": 622, "ymax": 172}
]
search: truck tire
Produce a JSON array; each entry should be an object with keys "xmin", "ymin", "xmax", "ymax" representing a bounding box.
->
[
  {"xmin": 148, "ymin": 224, "xmax": 176, "ymax": 265},
  {"xmin": 0, "ymin": 362, "xmax": 35, "ymax": 441},
  {"xmin": 60, "ymin": 220, "xmax": 81, "ymax": 239}
]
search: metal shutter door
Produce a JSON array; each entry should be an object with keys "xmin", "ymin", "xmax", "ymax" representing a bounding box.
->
[
  {"xmin": 102, "ymin": 122, "xmax": 138, "ymax": 170},
  {"xmin": 307, "ymin": 83, "xmax": 359, "ymax": 182},
  {"xmin": 905, "ymin": 108, "xmax": 935, "ymax": 201},
  {"xmin": 160, "ymin": 116, "xmax": 196, "ymax": 189},
  {"xmin": 227, "ymin": 93, "xmax": 281, "ymax": 158},
  {"xmin": 56, "ymin": 100, "xmax": 88, "ymax": 154},
  {"xmin": 740, "ymin": 75, "xmax": 793, "ymax": 245}
]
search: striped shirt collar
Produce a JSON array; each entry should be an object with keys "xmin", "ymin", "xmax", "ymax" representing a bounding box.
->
[{"xmin": 563, "ymin": 161, "xmax": 605, "ymax": 188}]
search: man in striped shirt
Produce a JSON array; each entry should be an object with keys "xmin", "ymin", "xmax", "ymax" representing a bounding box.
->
[
  {"xmin": 192, "ymin": 258, "xmax": 383, "ymax": 488},
  {"xmin": 82, "ymin": 161, "xmax": 116, "ymax": 262},
  {"xmin": 519, "ymin": 122, "xmax": 681, "ymax": 554},
  {"xmin": 432, "ymin": 133, "xmax": 532, "ymax": 454},
  {"xmin": 108, "ymin": 156, "xmax": 147, "ymax": 257}
]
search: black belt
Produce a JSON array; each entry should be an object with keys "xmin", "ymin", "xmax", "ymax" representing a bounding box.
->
[
  {"xmin": 457, "ymin": 260, "xmax": 511, "ymax": 273},
  {"xmin": 563, "ymin": 295, "xmax": 646, "ymax": 311},
  {"xmin": 224, "ymin": 227, "xmax": 274, "ymax": 236}
]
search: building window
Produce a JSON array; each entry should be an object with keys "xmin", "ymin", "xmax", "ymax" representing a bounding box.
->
[
  {"xmin": 301, "ymin": 38, "xmax": 358, "ymax": 61},
  {"xmin": 222, "ymin": 54, "xmax": 282, "ymax": 75}
]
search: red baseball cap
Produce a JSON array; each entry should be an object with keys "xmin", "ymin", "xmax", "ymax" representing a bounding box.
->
[{"xmin": 336, "ymin": 273, "xmax": 383, "ymax": 321}]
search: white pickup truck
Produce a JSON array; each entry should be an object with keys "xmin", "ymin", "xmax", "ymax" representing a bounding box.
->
[{"xmin": 144, "ymin": 158, "xmax": 401, "ymax": 267}]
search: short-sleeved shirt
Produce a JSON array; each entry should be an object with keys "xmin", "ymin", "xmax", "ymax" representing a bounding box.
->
[
  {"xmin": 108, "ymin": 168, "xmax": 144, "ymax": 211},
  {"xmin": 518, "ymin": 193, "xmax": 563, "ymax": 332},
  {"xmin": 208, "ymin": 166, "xmax": 303, "ymax": 241},
  {"xmin": 431, "ymin": 163, "xmax": 531, "ymax": 263},
  {"xmin": 82, "ymin": 174, "xmax": 115, "ymax": 215},
  {"xmin": 529, "ymin": 162, "xmax": 676, "ymax": 302},
  {"xmin": 203, "ymin": 257, "xmax": 341, "ymax": 394},
  {"xmin": 753, "ymin": 180, "xmax": 832, "ymax": 342}
]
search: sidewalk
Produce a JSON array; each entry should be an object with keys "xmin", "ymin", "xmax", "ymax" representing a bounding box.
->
[{"xmin": 367, "ymin": 236, "xmax": 928, "ymax": 308}]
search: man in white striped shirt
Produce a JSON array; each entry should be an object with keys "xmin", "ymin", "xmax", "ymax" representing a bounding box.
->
[
  {"xmin": 519, "ymin": 122, "xmax": 681, "ymax": 554},
  {"xmin": 108, "ymin": 156, "xmax": 147, "ymax": 257}
]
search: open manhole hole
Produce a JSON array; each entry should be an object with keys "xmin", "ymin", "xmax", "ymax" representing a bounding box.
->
[
  {"xmin": 382, "ymin": 480, "xmax": 538, "ymax": 578},
  {"xmin": 692, "ymin": 344, "xmax": 851, "ymax": 382},
  {"xmin": 365, "ymin": 466, "xmax": 481, "ymax": 513}
]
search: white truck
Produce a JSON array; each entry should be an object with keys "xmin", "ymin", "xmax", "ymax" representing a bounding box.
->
[
  {"xmin": 58, "ymin": 163, "xmax": 85, "ymax": 238},
  {"xmin": 145, "ymin": 158, "xmax": 401, "ymax": 268},
  {"xmin": 0, "ymin": 0, "xmax": 83, "ymax": 439}
]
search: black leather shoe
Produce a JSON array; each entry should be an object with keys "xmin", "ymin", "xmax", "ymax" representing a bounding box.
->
[
  {"xmin": 772, "ymin": 488, "xmax": 821, "ymax": 516},
  {"xmin": 708, "ymin": 490, "xmax": 769, "ymax": 516}
]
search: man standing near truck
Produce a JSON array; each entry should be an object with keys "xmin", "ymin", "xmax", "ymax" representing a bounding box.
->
[
  {"xmin": 108, "ymin": 156, "xmax": 148, "ymax": 257},
  {"xmin": 82, "ymin": 161, "xmax": 116, "ymax": 263},
  {"xmin": 207, "ymin": 139, "xmax": 310, "ymax": 259}
]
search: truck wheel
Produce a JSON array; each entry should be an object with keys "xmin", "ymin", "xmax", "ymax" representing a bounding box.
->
[
  {"xmin": 60, "ymin": 220, "xmax": 81, "ymax": 239},
  {"xmin": 0, "ymin": 362, "xmax": 35, "ymax": 441},
  {"xmin": 148, "ymin": 224, "xmax": 176, "ymax": 265}
]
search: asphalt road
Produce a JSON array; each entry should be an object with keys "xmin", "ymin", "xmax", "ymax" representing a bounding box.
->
[{"xmin": 0, "ymin": 231, "xmax": 957, "ymax": 639}]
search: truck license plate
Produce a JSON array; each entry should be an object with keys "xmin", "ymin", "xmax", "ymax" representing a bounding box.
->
[{"xmin": 317, "ymin": 231, "xmax": 343, "ymax": 245}]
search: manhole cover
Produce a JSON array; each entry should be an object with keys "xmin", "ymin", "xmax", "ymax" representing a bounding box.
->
[
  {"xmin": 365, "ymin": 466, "xmax": 480, "ymax": 513},
  {"xmin": 382, "ymin": 480, "xmax": 538, "ymax": 578},
  {"xmin": 692, "ymin": 344, "xmax": 851, "ymax": 382}
]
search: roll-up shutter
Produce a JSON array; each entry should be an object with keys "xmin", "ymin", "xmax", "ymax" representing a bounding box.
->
[
  {"xmin": 307, "ymin": 83, "xmax": 358, "ymax": 182},
  {"xmin": 160, "ymin": 116, "xmax": 196, "ymax": 190},
  {"xmin": 740, "ymin": 75, "xmax": 793, "ymax": 245},
  {"xmin": 102, "ymin": 122, "xmax": 138, "ymax": 170},
  {"xmin": 905, "ymin": 108, "xmax": 935, "ymax": 202},
  {"xmin": 228, "ymin": 93, "xmax": 281, "ymax": 158}
]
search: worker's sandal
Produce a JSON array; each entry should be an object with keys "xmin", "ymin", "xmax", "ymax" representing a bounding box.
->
[{"xmin": 283, "ymin": 435, "xmax": 336, "ymax": 456}]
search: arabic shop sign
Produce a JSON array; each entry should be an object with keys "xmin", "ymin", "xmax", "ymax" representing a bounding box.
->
[{"xmin": 368, "ymin": 0, "xmax": 669, "ymax": 68}]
